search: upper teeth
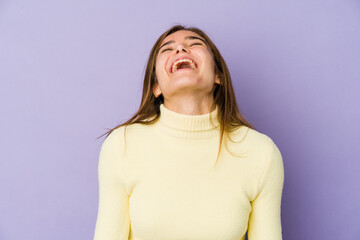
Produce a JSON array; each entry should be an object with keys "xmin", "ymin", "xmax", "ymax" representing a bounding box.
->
[{"xmin": 171, "ymin": 58, "xmax": 197, "ymax": 73}]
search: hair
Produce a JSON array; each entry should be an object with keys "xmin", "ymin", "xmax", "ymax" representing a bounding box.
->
[{"xmin": 97, "ymin": 24, "xmax": 256, "ymax": 166}]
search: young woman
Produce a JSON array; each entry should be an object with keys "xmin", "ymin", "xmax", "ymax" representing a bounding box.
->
[{"xmin": 93, "ymin": 24, "xmax": 285, "ymax": 240}]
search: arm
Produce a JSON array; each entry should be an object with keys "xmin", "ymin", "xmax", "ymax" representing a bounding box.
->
[
  {"xmin": 247, "ymin": 139, "xmax": 285, "ymax": 240},
  {"xmin": 93, "ymin": 130, "xmax": 130, "ymax": 240}
]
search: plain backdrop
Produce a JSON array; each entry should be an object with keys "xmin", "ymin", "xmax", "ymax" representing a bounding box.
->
[{"xmin": 0, "ymin": 0, "xmax": 359, "ymax": 239}]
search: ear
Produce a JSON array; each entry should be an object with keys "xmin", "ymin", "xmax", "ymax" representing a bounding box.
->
[
  {"xmin": 153, "ymin": 82, "xmax": 162, "ymax": 98},
  {"xmin": 215, "ymin": 74, "xmax": 221, "ymax": 85}
]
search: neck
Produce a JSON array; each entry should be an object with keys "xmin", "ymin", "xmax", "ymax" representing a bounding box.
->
[{"xmin": 157, "ymin": 103, "xmax": 220, "ymax": 139}]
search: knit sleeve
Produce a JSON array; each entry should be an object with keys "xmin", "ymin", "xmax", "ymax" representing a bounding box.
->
[
  {"xmin": 93, "ymin": 129, "xmax": 130, "ymax": 240},
  {"xmin": 247, "ymin": 139, "xmax": 285, "ymax": 240}
]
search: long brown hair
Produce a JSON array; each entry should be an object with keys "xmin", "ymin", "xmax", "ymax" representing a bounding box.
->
[{"xmin": 97, "ymin": 24, "xmax": 255, "ymax": 165}]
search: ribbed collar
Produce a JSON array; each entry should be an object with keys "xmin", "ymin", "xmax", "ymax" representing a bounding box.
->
[{"xmin": 158, "ymin": 103, "xmax": 220, "ymax": 139}]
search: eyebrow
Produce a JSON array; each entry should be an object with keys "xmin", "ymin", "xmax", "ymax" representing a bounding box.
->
[{"xmin": 158, "ymin": 36, "xmax": 207, "ymax": 52}]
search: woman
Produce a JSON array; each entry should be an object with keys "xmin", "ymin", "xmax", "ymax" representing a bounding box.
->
[{"xmin": 93, "ymin": 24, "xmax": 285, "ymax": 240}]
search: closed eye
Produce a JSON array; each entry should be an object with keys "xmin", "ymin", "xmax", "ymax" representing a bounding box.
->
[
  {"xmin": 161, "ymin": 48, "xmax": 172, "ymax": 53},
  {"xmin": 160, "ymin": 42, "xmax": 203, "ymax": 53}
]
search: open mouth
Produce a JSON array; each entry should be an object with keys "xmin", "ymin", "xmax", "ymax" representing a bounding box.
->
[{"xmin": 170, "ymin": 58, "xmax": 198, "ymax": 73}]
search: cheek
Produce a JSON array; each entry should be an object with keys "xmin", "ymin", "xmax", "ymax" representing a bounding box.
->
[
  {"xmin": 155, "ymin": 58, "xmax": 166, "ymax": 75},
  {"xmin": 199, "ymin": 49, "xmax": 214, "ymax": 68},
  {"xmin": 202, "ymin": 55, "xmax": 215, "ymax": 73},
  {"xmin": 154, "ymin": 61, "xmax": 161, "ymax": 77}
]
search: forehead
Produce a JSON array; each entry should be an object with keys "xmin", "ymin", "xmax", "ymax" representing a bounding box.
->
[{"xmin": 161, "ymin": 30, "xmax": 202, "ymax": 43}]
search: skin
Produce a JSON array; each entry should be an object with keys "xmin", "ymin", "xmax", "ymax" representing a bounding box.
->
[{"xmin": 153, "ymin": 30, "xmax": 221, "ymax": 115}]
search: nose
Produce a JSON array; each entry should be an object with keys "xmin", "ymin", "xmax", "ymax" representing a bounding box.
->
[{"xmin": 176, "ymin": 43, "xmax": 188, "ymax": 54}]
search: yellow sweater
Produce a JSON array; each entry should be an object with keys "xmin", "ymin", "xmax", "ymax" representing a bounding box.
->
[{"xmin": 93, "ymin": 103, "xmax": 284, "ymax": 240}]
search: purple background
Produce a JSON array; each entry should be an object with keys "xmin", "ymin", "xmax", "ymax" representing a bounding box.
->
[{"xmin": 1, "ymin": 0, "xmax": 359, "ymax": 239}]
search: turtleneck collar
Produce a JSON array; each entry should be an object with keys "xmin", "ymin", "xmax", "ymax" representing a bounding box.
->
[{"xmin": 158, "ymin": 103, "xmax": 220, "ymax": 139}]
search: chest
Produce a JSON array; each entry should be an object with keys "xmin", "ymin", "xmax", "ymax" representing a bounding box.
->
[{"xmin": 127, "ymin": 162, "xmax": 252, "ymax": 240}]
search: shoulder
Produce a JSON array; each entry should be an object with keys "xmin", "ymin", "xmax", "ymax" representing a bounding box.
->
[
  {"xmin": 228, "ymin": 126, "xmax": 277, "ymax": 150},
  {"xmin": 226, "ymin": 126, "xmax": 283, "ymax": 169},
  {"xmin": 249, "ymin": 128, "xmax": 278, "ymax": 149},
  {"xmin": 247, "ymin": 128, "xmax": 282, "ymax": 162},
  {"xmin": 244, "ymin": 128, "xmax": 284, "ymax": 180},
  {"xmin": 104, "ymin": 122, "xmax": 152, "ymax": 139},
  {"xmin": 101, "ymin": 121, "xmax": 157, "ymax": 149},
  {"xmin": 100, "ymin": 127, "xmax": 126, "ymax": 156},
  {"xmin": 103, "ymin": 126, "xmax": 125, "ymax": 144}
]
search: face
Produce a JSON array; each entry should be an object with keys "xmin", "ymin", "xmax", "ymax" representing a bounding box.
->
[{"xmin": 153, "ymin": 30, "xmax": 220, "ymax": 99}]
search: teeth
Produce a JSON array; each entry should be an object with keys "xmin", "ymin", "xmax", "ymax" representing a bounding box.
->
[{"xmin": 171, "ymin": 58, "xmax": 197, "ymax": 73}]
